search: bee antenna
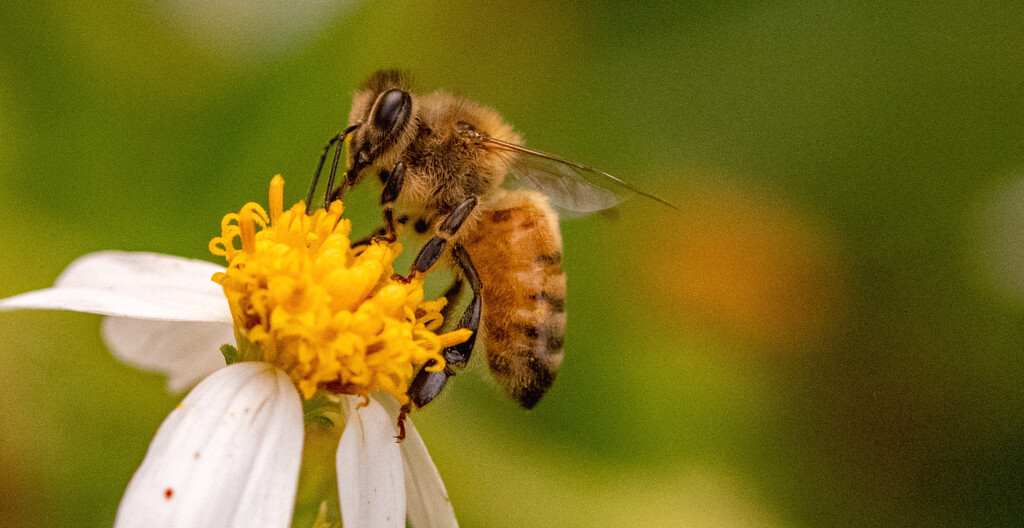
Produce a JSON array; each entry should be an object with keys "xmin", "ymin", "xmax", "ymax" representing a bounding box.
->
[{"xmin": 305, "ymin": 124, "xmax": 359, "ymax": 214}]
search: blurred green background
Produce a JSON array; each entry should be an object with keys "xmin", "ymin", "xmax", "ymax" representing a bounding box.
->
[{"xmin": 2, "ymin": 1, "xmax": 1022, "ymax": 526}]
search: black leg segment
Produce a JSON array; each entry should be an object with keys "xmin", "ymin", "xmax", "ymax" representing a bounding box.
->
[
  {"xmin": 380, "ymin": 162, "xmax": 405, "ymax": 205},
  {"xmin": 438, "ymin": 196, "xmax": 478, "ymax": 236},
  {"xmin": 378, "ymin": 161, "xmax": 406, "ymax": 242},
  {"xmin": 409, "ymin": 361, "xmax": 451, "ymax": 408},
  {"xmin": 412, "ymin": 237, "xmax": 447, "ymax": 273},
  {"xmin": 410, "ymin": 195, "xmax": 478, "ymax": 273},
  {"xmin": 444, "ymin": 243, "xmax": 481, "ymax": 366},
  {"xmin": 439, "ymin": 279, "xmax": 464, "ymax": 323}
]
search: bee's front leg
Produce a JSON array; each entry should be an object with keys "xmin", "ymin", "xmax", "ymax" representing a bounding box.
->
[
  {"xmin": 349, "ymin": 161, "xmax": 407, "ymax": 248},
  {"xmin": 304, "ymin": 131, "xmax": 345, "ymax": 213},
  {"xmin": 306, "ymin": 124, "xmax": 360, "ymax": 213},
  {"xmin": 409, "ymin": 243, "xmax": 481, "ymax": 408},
  {"xmin": 375, "ymin": 161, "xmax": 406, "ymax": 243},
  {"xmin": 351, "ymin": 227, "xmax": 388, "ymax": 248}
]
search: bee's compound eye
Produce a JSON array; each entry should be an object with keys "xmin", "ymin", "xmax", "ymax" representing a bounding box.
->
[{"xmin": 373, "ymin": 89, "xmax": 412, "ymax": 134}]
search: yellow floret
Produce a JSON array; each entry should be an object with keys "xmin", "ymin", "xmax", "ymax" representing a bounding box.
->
[{"xmin": 209, "ymin": 175, "xmax": 470, "ymax": 404}]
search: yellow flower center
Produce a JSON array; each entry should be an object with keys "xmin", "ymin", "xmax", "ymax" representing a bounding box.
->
[{"xmin": 208, "ymin": 175, "xmax": 470, "ymax": 404}]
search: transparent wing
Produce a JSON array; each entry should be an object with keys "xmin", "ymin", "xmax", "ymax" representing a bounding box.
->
[{"xmin": 480, "ymin": 136, "xmax": 677, "ymax": 215}]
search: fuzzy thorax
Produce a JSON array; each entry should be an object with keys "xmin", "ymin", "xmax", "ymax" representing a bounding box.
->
[{"xmin": 208, "ymin": 175, "xmax": 470, "ymax": 404}]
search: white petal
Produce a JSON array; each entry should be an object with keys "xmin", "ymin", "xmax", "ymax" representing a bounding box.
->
[
  {"xmin": 114, "ymin": 362, "xmax": 304, "ymax": 528},
  {"xmin": 102, "ymin": 317, "xmax": 232, "ymax": 392},
  {"xmin": 376, "ymin": 395, "xmax": 458, "ymax": 528},
  {"xmin": 0, "ymin": 251, "xmax": 230, "ymax": 322},
  {"xmin": 337, "ymin": 395, "xmax": 406, "ymax": 528}
]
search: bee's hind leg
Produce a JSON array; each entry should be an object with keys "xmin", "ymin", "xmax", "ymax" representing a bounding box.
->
[
  {"xmin": 443, "ymin": 244, "xmax": 481, "ymax": 365},
  {"xmin": 409, "ymin": 243, "xmax": 481, "ymax": 408},
  {"xmin": 407, "ymin": 196, "xmax": 481, "ymax": 407}
]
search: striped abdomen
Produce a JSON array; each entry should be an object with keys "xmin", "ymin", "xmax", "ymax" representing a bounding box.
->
[{"xmin": 461, "ymin": 190, "xmax": 566, "ymax": 409}]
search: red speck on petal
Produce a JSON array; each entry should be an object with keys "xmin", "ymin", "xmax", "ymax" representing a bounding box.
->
[{"xmin": 164, "ymin": 488, "xmax": 174, "ymax": 499}]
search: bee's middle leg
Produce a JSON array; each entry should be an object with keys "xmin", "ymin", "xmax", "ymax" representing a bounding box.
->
[
  {"xmin": 409, "ymin": 243, "xmax": 482, "ymax": 408},
  {"xmin": 409, "ymin": 195, "xmax": 478, "ymax": 275}
]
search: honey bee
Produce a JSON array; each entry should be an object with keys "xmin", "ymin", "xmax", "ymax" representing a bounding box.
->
[{"xmin": 306, "ymin": 70, "xmax": 673, "ymax": 409}]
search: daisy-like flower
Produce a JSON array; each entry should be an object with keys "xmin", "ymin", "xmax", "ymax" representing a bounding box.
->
[{"xmin": 0, "ymin": 175, "xmax": 467, "ymax": 527}]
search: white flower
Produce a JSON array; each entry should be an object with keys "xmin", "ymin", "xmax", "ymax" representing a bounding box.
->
[{"xmin": 0, "ymin": 250, "xmax": 457, "ymax": 528}]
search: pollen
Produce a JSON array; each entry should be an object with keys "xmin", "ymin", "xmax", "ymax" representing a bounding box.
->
[{"xmin": 209, "ymin": 175, "xmax": 469, "ymax": 404}]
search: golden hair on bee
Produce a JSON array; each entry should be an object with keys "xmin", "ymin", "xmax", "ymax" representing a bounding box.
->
[{"xmin": 306, "ymin": 69, "xmax": 673, "ymax": 410}]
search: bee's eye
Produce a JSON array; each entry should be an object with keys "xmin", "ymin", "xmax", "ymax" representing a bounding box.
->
[{"xmin": 373, "ymin": 89, "xmax": 412, "ymax": 134}]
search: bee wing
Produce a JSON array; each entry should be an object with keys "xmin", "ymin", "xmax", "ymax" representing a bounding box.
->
[{"xmin": 480, "ymin": 137, "xmax": 677, "ymax": 215}]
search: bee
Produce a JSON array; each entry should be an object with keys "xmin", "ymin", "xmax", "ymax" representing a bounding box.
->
[{"xmin": 306, "ymin": 70, "xmax": 673, "ymax": 410}]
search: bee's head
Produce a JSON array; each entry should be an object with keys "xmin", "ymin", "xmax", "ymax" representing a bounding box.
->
[{"xmin": 347, "ymin": 70, "xmax": 416, "ymax": 183}]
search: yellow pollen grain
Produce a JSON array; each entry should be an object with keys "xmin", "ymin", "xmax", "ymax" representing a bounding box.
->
[{"xmin": 208, "ymin": 176, "xmax": 470, "ymax": 404}]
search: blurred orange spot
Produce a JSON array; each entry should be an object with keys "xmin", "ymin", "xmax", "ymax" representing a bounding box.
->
[{"xmin": 646, "ymin": 182, "xmax": 846, "ymax": 350}]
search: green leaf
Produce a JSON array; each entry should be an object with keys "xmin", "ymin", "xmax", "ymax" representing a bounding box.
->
[{"xmin": 220, "ymin": 344, "xmax": 241, "ymax": 365}]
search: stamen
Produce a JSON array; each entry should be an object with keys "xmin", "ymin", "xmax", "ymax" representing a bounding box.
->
[
  {"xmin": 210, "ymin": 213, "xmax": 241, "ymax": 260},
  {"xmin": 269, "ymin": 174, "xmax": 284, "ymax": 226},
  {"xmin": 239, "ymin": 208, "xmax": 256, "ymax": 255},
  {"xmin": 438, "ymin": 329, "xmax": 473, "ymax": 349}
]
